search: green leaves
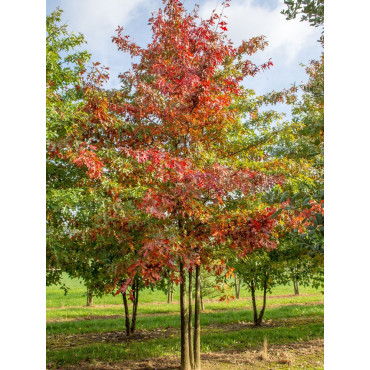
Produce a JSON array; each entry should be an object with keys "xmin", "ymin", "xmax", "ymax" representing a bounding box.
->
[
  {"xmin": 46, "ymin": 8, "xmax": 91, "ymax": 143},
  {"xmin": 270, "ymin": 209, "xmax": 283, "ymax": 219},
  {"xmin": 281, "ymin": 0, "xmax": 324, "ymax": 28},
  {"xmin": 280, "ymin": 191, "xmax": 289, "ymax": 203}
]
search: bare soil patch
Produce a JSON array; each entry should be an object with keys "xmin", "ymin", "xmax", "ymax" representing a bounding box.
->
[
  {"xmin": 47, "ymin": 316, "xmax": 323, "ymax": 351},
  {"xmin": 61, "ymin": 339, "xmax": 324, "ymax": 369},
  {"xmin": 47, "ymin": 327, "xmax": 179, "ymax": 350}
]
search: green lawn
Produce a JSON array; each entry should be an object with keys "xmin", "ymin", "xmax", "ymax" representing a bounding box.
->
[
  {"xmin": 47, "ymin": 274, "xmax": 171, "ymax": 307},
  {"xmin": 47, "ymin": 275, "xmax": 324, "ymax": 369},
  {"xmin": 47, "ymin": 273, "xmax": 322, "ymax": 308},
  {"xmin": 47, "ymin": 319, "xmax": 323, "ymax": 367},
  {"xmin": 47, "ymin": 304, "xmax": 323, "ymax": 335},
  {"xmin": 47, "ymin": 294, "xmax": 323, "ymax": 320}
]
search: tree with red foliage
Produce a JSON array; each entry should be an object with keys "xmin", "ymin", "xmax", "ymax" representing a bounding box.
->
[
  {"xmin": 52, "ymin": 1, "xmax": 287, "ymax": 368},
  {"xmin": 106, "ymin": 1, "xmax": 282, "ymax": 368}
]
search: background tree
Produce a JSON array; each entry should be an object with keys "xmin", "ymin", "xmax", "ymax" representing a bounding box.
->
[
  {"xmin": 262, "ymin": 49, "xmax": 324, "ymax": 256},
  {"xmin": 281, "ymin": 0, "xmax": 324, "ymax": 42},
  {"xmin": 46, "ymin": 7, "xmax": 91, "ymax": 286},
  {"xmin": 231, "ymin": 248, "xmax": 284, "ymax": 327},
  {"xmin": 279, "ymin": 233, "xmax": 324, "ymax": 295},
  {"xmin": 46, "ymin": 7, "xmax": 149, "ymax": 334},
  {"xmin": 198, "ymin": 269, "xmax": 221, "ymax": 309}
]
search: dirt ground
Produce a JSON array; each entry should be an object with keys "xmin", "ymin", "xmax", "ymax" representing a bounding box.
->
[
  {"xmin": 47, "ymin": 315, "xmax": 322, "ymax": 351},
  {"xmin": 62, "ymin": 339, "xmax": 324, "ymax": 370}
]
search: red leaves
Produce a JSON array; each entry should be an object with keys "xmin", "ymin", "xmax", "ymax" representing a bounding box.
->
[
  {"xmin": 73, "ymin": 143, "xmax": 104, "ymax": 179},
  {"xmin": 112, "ymin": 26, "xmax": 142, "ymax": 56},
  {"xmin": 116, "ymin": 145, "xmax": 283, "ymax": 229},
  {"xmin": 108, "ymin": 0, "xmax": 273, "ymax": 153},
  {"xmin": 213, "ymin": 207, "xmax": 280, "ymax": 258},
  {"xmin": 114, "ymin": 279, "xmax": 132, "ymax": 296},
  {"xmin": 219, "ymin": 21, "xmax": 228, "ymax": 32},
  {"xmin": 130, "ymin": 237, "xmax": 179, "ymax": 284},
  {"xmin": 56, "ymin": 1, "xmax": 290, "ymax": 290},
  {"xmin": 261, "ymin": 58, "xmax": 274, "ymax": 71}
]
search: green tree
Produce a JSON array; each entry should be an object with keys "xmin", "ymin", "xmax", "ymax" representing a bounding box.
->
[
  {"xmin": 46, "ymin": 7, "xmax": 91, "ymax": 286},
  {"xmin": 281, "ymin": 0, "xmax": 324, "ymax": 28},
  {"xmin": 279, "ymin": 233, "xmax": 324, "ymax": 295},
  {"xmin": 231, "ymin": 249, "xmax": 284, "ymax": 326}
]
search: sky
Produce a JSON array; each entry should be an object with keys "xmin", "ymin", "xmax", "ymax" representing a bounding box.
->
[{"xmin": 46, "ymin": 0, "xmax": 323, "ymax": 114}]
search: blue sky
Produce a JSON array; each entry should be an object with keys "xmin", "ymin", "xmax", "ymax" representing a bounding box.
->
[{"xmin": 46, "ymin": 0, "xmax": 322, "ymax": 111}]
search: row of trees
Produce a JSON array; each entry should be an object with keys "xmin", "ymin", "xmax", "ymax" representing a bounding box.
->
[{"xmin": 46, "ymin": 1, "xmax": 323, "ymax": 369}]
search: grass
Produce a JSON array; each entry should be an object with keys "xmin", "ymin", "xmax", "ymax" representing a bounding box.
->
[
  {"xmin": 47, "ymin": 274, "xmax": 172, "ymax": 308},
  {"xmin": 47, "ymin": 274, "xmax": 322, "ymax": 308},
  {"xmin": 47, "ymin": 321, "xmax": 324, "ymax": 367},
  {"xmin": 46, "ymin": 274, "xmax": 324, "ymax": 368},
  {"xmin": 47, "ymin": 294, "xmax": 323, "ymax": 320},
  {"xmin": 47, "ymin": 304, "xmax": 323, "ymax": 335}
]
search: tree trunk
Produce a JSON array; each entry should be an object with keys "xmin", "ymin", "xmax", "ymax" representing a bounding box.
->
[
  {"xmin": 234, "ymin": 275, "xmax": 238, "ymax": 298},
  {"xmin": 234, "ymin": 275, "xmax": 240, "ymax": 299},
  {"xmin": 188, "ymin": 271, "xmax": 194, "ymax": 368},
  {"xmin": 200, "ymin": 279, "xmax": 204, "ymax": 311},
  {"xmin": 257, "ymin": 275, "xmax": 268, "ymax": 326},
  {"xmin": 168, "ymin": 280, "xmax": 174, "ymax": 303},
  {"xmin": 122, "ymin": 292, "xmax": 131, "ymax": 336},
  {"xmin": 131, "ymin": 278, "xmax": 139, "ymax": 334},
  {"xmin": 194, "ymin": 264, "xmax": 201, "ymax": 369},
  {"xmin": 250, "ymin": 280, "xmax": 259, "ymax": 326},
  {"xmin": 180, "ymin": 262, "xmax": 191, "ymax": 370},
  {"xmin": 293, "ymin": 279, "xmax": 299, "ymax": 295},
  {"xmin": 86, "ymin": 288, "xmax": 94, "ymax": 306}
]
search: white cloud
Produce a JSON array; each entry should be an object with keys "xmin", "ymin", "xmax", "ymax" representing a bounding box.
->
[
  {"xmin": 199, "ymin": 0, "xmax": 321, "ymax": 64},
  {"xmin": 57, "ymin": 0, "xmax": 150, "ymax": 57},
  {"xmin": 49, "ymin": 0, "xmax": 322, "ymax": 91},
  {"xmin": 50, "ymin": 0, "xmax": 160, "ymax": 88}
]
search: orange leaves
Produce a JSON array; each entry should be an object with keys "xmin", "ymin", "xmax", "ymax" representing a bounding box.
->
[{"xmin": 237, "ymin": 37, "xmax": 268, "ymax": 56}]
